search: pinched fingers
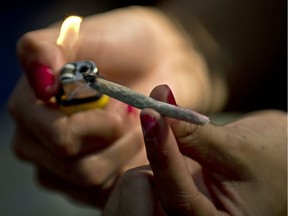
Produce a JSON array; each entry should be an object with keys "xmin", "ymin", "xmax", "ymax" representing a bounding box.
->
[
  {"xmin": 149, "ymin": 84, "xmax": 253, "ymax": 181},
  {"xmin": 140, "ymin": 109, "xmax": 220, "ymax": 216}
]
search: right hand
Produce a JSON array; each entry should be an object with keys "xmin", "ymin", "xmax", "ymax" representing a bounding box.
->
[
  {"xmin": 103, "ymin": 85, "xmax": 287, "ymax": 216},
  {"xmin": 9, "ymin": 6, "xmax": 212, "ymax": 208}
]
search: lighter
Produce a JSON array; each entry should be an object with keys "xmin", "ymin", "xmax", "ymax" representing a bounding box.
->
[{"xmin": 56, "ymin": 61, "xmax": 109, "ymax": 115}]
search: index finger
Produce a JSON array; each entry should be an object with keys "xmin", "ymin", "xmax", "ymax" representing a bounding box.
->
[{"xmin": 17, "ymin": 27, "xmax": 66, "ymax": 100}]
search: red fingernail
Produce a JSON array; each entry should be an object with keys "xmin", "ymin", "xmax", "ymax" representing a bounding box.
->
[
  {"xmin": 127, "ymin": 105, "xmax": 137, "ymax": 115},
  {"xmin": 29, "ymin": 64, "xmax": 55, "ymax": 100},
  {"xmin": 140, "ymin": 113, "xmax": 159, "ymax": 140},
  {"xmin": 166, "ymin": 87, "xmax": 177, "ymax": 106}
]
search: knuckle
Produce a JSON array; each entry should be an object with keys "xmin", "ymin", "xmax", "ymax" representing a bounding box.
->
[
  {"xmin": 74, "ymin": 157, "xmax": 109, "ymax": 187},
  {"xmin": 105, "ymin": 112, "xmax": 124, "ymax": 138},
  {"xmin": 17, "ymin": 31, "xmax": 38, "ymax": 54},
  {"xmin": 178, "ymin": 123, "xmax": 203, "ymax": 148},
  {"xmin": 161, "ymin": 192, "xmax": 200, "ymax": 216},
  {"xmin": 48, "ymin": 123, "xmax": 78, "ymax": 158}
]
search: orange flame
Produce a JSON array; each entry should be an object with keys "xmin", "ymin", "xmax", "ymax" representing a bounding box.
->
[{"xmin": 57, "ymin": 16, "xmax": 82, "ymax": 51}]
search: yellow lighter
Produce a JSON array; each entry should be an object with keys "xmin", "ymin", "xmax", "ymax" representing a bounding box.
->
[{"xmin": 56, "ymin": 61, "xmax": 109, "ymax": 115}]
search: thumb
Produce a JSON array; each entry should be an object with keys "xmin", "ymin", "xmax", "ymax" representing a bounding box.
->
[
  {"xmin": 150, "ymin": 85, "xmax": 251, "ymax": 181},
  {"xmin": 17, "ymin": 27, "xmax": 66, "ymax": 100}
]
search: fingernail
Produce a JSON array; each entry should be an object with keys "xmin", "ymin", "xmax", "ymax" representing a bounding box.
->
[
  {"xmin": 29, "ymin": 64, "xmax": 55, "ymax": 100},
  {"xmin": 166, "ymin": 87, "xmax": 177, "ymax": 106},
  {"xmin": 127, "ymin": 105, "xmax": 137, "ymax": 115},
  {"xmin": 140, "ymin": 113, "xmax": 159, "ymax": 141}
]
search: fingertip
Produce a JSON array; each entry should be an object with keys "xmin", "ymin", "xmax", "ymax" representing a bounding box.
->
[
  {"xmin": 140, "ymin": 108, "xmax": 171, "ymax": 158},
  {"xmin": 27, "ymin": 63, "xmax": 58, "ymax": 101},
  {"xmin": 165, "ymin": 85, "xmax": 177, "ymax": 105},
  {"xmin": 149, "ymin": 84, "xmax": 177, "ymax": 105},
  {"xmin": 140, "ymin": 109, "xmax": 181, "ymax": 171},
  {"xmin": 140, "ymin": 109, "xmax": 160, "ymax": 142},
  {"xmin": 16, "ymin": 29, "xmax": 66, "ymax": 100}
]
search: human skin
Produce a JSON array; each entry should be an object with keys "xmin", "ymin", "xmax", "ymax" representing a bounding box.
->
[
  {"xmin": 8, "ymin": 6, "xmax": 218, "ymax": 208},
  {"xmin": 103, "ymin": 85, "xmax": 287, "ymax": 216},
  {"xmin": 8, "ymin": 1, "xmax": 286, "ymax": 212}
]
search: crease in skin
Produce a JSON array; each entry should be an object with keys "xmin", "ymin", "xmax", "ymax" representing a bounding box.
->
[{"xmin": 174, "ymin": 123, "xmax": 254, "ymax": 182}]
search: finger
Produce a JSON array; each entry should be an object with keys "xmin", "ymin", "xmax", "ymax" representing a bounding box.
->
[
  {"xmin": 9, "ymin": 77, "xmax": 134, "ymax": 157},
  {"xmin": 149, "ymin": 84, "xmax": 177, "ymax": 106},
  {"xmin": 103, "ymin": 166, "xmax": 166, "ymax": 216},
  {"xmin": 59, "ymin": 102, "xmax": 134, "ymax": 156},
  {"xmin": 150, "ymin": 84, "xmax": 252, "ymax": 180},
  {"xmin": 13, "ymin": 124, "xmax": 144, "ymax": 188},
  {"xmin": 140, "ymin": 109, "xmax": 218, "ymax": 216},
  {"xmin": 17, "ymin": 27, "xmax": 66, "ymax": 100},
  {"xmin": 76, "ymin": 10, "xmax": 159, "ymax": 81}
]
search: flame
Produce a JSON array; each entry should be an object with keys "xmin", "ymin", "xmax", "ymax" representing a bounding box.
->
[{"xmin": 57, "ymin": 15, "xmax": 82, "ymax": 47}]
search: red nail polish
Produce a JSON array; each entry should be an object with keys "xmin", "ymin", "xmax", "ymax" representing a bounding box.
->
[
  {"xmin": 140, "ymin": 113, "xmax": 159, "ymax": 140},
  {"xmin": 127, "ymin": 105, "xmax": 137, "ymax": 115},
  {"xmin": 166, "ymin": 87, "xmax": 177, "ymax": 106},
  {"xmin": 29, "ymin": 64, "xmax": 55, "ymax": 100}
]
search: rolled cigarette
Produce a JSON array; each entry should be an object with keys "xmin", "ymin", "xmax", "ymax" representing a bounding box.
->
[{"xmin": 84, "ymin": 74, "xmax": 210, "ymax": 125}]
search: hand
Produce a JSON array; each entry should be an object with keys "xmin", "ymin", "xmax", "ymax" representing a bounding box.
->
[
  {"xmin": 16, "ymin": 6, "xmax": 211, "ymax": 109},
  {"xmin": 103, "ymin": 85, "xmax": 287, "ymax": 216},
  {"xmin": 9, "ymin": 6, "xmax": 211, "ymax": 208}
]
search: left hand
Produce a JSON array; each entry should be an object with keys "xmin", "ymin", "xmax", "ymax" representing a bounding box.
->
[
  {"xmin": 103, "ymin": 85, "xmax": 287, "ymax": 216},
  {"xmin": 9, "ymin": 6, "xmax": 212, "ymax": 208}
]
